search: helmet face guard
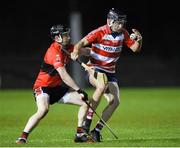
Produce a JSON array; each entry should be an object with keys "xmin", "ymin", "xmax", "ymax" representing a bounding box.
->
[{"xmin": 107, "ymin": 8, "xmax": 127, "ymax": 26}]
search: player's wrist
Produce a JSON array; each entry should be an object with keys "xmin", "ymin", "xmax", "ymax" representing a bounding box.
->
[
  {"xmin": 75, "ymin": 88, "xmax": 80, "ymax": 92},
  {"xmin": 136, "ymin": 35, "xmax": 142, "ymax": 42},
  {"xmin": 76, "ymin": 88, "xmax": 82, "ymax": 93},
  {"xmin": 73, "ymin": 45, "xmax": 79, "ymax": 53},
  {"xmin": 76, "ymin": 89, "xmax": 88, "ymax": 101}
]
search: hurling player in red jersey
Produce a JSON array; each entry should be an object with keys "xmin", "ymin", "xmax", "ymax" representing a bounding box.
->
[
  {"xmin": 71, "ymin": 8, "xmax": 143, "ymax": 142},
  {"xmin": 16, "ymin": 24, "xmax": 92, "ymax": 144}
]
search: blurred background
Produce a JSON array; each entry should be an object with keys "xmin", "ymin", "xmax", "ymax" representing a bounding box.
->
[{"xmin": 0, "ymin": 0, "xmax": 179, "ymax": 89}]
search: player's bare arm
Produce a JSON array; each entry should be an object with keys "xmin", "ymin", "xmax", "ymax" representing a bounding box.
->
[
  {"xmin": 71, "ymin": 38, "xmax": 89, "ymax": 60},
  {"xmin": 130, "ymin": 29, "xmax": 143, "ymax": 52},
  {"xmin": 79, "ymin": 47, "xmax": 91, "ymax": 57},
  {"xmin": 56, "ymin": 66, "xmax": 79, "ymax": 91}
]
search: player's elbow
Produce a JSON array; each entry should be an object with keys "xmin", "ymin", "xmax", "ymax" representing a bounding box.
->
[
  {"xmin": 134, "ymin": 47, "xmax": 141, "ymax": 53},
  {"xmin": 60, "ymin": 75, "xmax": 66, "ymax": 81},
  {"xmin": 130, "ymin": 41, "xmax": 142, "ymax": 53},
  {"xmin": 59, "ymin": 72, "xmax": 67, "ymax": 82},
  {"xmin": 57, "ymin": 67, "xmax": 67, "ymax": 80}
]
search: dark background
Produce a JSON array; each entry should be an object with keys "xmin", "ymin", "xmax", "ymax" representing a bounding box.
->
[{"xmin": 0, "ymin": 0, "xmax": 179, "ymax": 88}]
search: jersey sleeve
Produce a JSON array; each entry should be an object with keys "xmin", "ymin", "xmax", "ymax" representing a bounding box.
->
[
  {"xmin": 53, "ymin": 45, "xmax": 74, "ymax": 68},
  {"xmin": 85, "ymin": 28, "xmax": 100, "ymax": 44},
  {"xmin": 123, "ymin": 30, "xmax": 135, "ymax": 48},
  {"xmin": 45, "ymin": 46, "xmax": 64, "ymax": 69},
  {"xmin": 53, "ymin": 52, "xmax": 64, "ymax": 69}
]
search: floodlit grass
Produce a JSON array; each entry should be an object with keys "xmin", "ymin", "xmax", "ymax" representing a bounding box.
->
[{"xmin": 0, "ymin": 87, "xmax": 180, "ymax": 147}]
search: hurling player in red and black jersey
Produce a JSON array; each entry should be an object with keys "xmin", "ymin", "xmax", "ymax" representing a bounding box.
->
[{"xmin": 16, "ymin": 25, "xmax": 92, "ymax": 144}]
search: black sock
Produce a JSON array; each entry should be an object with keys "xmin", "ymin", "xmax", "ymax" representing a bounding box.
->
[
  {"xmin": 84, "ymin": 118, "xmax": 92, "ymax": 127},
  {"xmin": 83, "ymin": 118, "xmax": 92, "ymax": 132},
  {"xmin": 95, "ymin": 120, "xmax": 104, "ymax": 132}
]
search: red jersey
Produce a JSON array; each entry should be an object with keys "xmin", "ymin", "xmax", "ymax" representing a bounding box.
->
[
  {"xmin": 85, "ymin": 25, "xmax": 135, "ymax": 73},
  {"xmin": 33, "ymin": 42, "xmax": 74, "ymax": 89}
]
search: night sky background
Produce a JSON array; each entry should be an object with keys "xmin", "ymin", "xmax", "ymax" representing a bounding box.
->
[{"xmin": 0, "ymin": 0, "xmax": 179, "ymax": 88}]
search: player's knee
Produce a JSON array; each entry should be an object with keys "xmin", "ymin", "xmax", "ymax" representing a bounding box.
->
[
  {"xmin": 82, "ymin": 101, "xmax": 88, "ymax": 108},
  {"xmin": 109, "ymin": 96, "xmax": 120, "ymax": 108},
  {"xmin": 97, "ymin": 84, "xmax": 106, "ymax": 93},
  {"xmin": 107, "ymin": 96, "xmax": 114, "ymax": 105},
  {"xmin": 37, "ymin": 107, "xmax": 49, "ymax": 119},
  {"xmin": 114, "ymin": 97, "xmax": 120, "ymax": 108}
]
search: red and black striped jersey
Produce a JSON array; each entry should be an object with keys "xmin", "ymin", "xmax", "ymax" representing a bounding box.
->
[{"xmin": 33, "ymin": 42, "xmax": 73, "ymax": 89}]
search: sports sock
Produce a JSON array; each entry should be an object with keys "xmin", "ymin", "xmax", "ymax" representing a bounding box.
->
[
  {"xmin": 86, "ymin": 107, "xmax": 94, "ymax": 120},
  {"xmin": 82, "ymin": 118, "xmax": 92, "ymax": 132},
  {"xmin": 95, "ymin": 120, "xmax": 104, "ymax": 132},
  {"xmin": 76, "ymin": 127, "xmax": 84, "ymax": 137},
  {"xmin": 21, "ymin": 131, "xmax": 29, "ymax": 139},
  {"xmin": 82, "ymin": 107, "xmax": 94, "ymax": 132}
]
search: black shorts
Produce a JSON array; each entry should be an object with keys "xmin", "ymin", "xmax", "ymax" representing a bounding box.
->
[
  {"xmin": 85, "ymin": 68, "xmax": 118, "ymax": 83},
  {"xmin": 34, "ymin": 85, "xmax": 69, "ymax": 105}
]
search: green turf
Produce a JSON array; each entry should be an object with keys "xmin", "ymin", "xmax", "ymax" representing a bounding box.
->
[{"xmin": 0, "ymin": 88, "xmax": 180, "ymax": 147}]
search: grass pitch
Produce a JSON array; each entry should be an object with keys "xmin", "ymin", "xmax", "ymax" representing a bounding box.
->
[{"xmin": 0, "ymin": 87, "xmax": 180, "ymax": 147}]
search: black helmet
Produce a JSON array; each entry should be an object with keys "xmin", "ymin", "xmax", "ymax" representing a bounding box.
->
[
  {"xmin": 50, "ymin": 24, "xmax": 70, "ymax": 39},
  {"xmin": 107, "ymin": 8, "xmax": 127, "ymax": 22}
]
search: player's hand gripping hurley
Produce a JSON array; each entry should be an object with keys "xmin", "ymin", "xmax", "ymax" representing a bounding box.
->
[{"xmin": 62, "ymin": 47, "xmax": 108, "ymax": 86}]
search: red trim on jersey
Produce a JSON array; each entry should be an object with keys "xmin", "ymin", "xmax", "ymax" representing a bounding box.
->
[
  {"xmin": 102, "ymin": 40, "xmax": 122, "ymax": 46},
  {"xmin": 90, "ymin": 57, "xmax": 116, "ymax": 66},
  {"xmin": 85, "ymin": 25, "xmax": 111, "ymax": 44}
]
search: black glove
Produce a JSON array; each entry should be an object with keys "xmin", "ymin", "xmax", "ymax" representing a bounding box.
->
[{"xmin": 77, "ymin": 89, "xmax": 88, "ymax": 101}]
